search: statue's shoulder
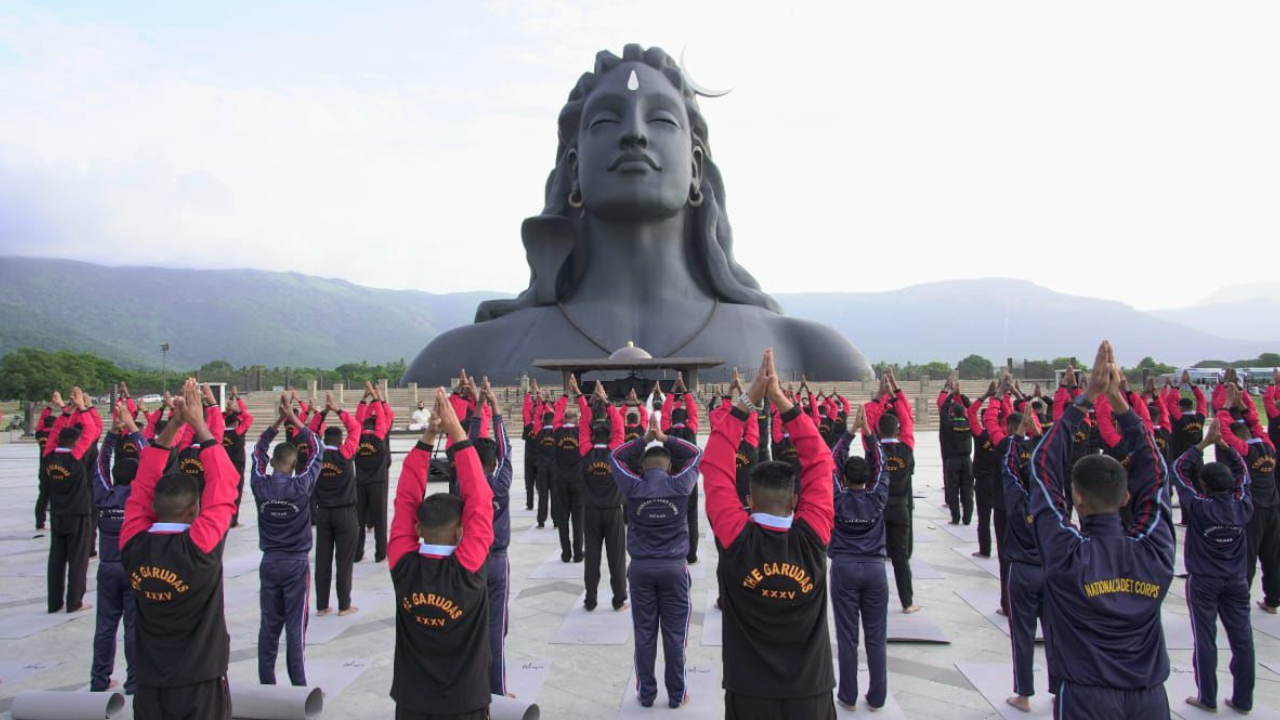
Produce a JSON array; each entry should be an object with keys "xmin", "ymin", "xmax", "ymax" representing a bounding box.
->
[{"xmin": 760, "ymin": 311, "xmax": 873, "ymax": 381}]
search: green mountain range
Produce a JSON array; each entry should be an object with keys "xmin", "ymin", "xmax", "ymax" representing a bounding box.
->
[{"xmin": 1, "ymin": 257, "xmax": 1274, "ymax": 369}]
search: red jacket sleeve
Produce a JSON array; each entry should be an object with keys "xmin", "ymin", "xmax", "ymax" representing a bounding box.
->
[
  {"xmin": 704, "ymin": 409, "xmax": 750, "ymax": 548},
  {"xmin": 119, "ymin": 445, "xmax": 170, "ymax": 548},
  {"xmin": 1212, "ymin": 384, "xmax": 1226, "ymax": 412},
  {"xmin": 936, "ymin": 391, "xmax": 948, "ymax": 411},
  {"xmin": 306, "ymin": 409, "xmax": 324, "ymax": 433},
  {"xmin": 745, "ymin": 410, "xmax": 760, "ymax": 448},
  {"xmin": 339, "ymin": 410, "xmax": 360, "ymax": 459},
  {"xmin": 355, "ymin": 402, "xmax": 370, "ymax": 424},
  {"xmin": 983, "ymin": 400, "xmax": 1007, "ymax": 446},
  {"xmin": 1129, "ymin": 391, "xmax": 1153, "ymax": 431},
  {"xmin": 205, "ymin": 404, "xmax": 225, "ymax": 443},
  {"xmin": 522, "ymin": 393, "xmax": 534, "ymax": 426},
  {"xmin": 1266, "ymin": 387, "xmax": 1280, "ymax": 420},
  {"xmin": 374, "ymin": 402, "xmax": 390, "ymax": 438},
  {"xmin": 1194, "ymin": 386, "xmax": 1207, "ymax": 416},
  {"xmin": 1052, "ymin": 387, "xmax": 1072, "ymax": 422},
  {"xmin": 660, "ymin": 393, "xmax": 674, "ymax": 432},
  {"xmin": 1094, "ymin": 395, "xmax": 1122, "ymax": 448},
  {"xmin": 71, "ymin": 409, "xmax": 99, "ymax": 459},
  {"xmin": 863, "ymin": 398, "xmax": 885, "ymax": 438},
  {"xmin": 452, "ymin": 443, "xmax": 495, "ymax": 573},
  {"xmin": 893, "ymin": 391, "xmax": 914, "ymax": 450},
  {"xmin": 188, "ymin": 442, "xmax": 238, "ymax": 554},
  {"xmin": 236, "ymin": 399, "xmax": 254, "ymax": 434},
  {"xmin": 389, "ymin": 443, "xmax": 431, "ymax": 569},
  {"xmin": 577, "ymin": 395, "xmax": 592, "ymax": 456},
  {"xmin": 1217, "ymin": 409, "xmax": 1248, "ymax": 455},
  {"xmin": 609, "ymin": 405, "xmax": 625, "ymax": 450},
  {"xmin": 685, "ymin": 393, "xmax": 700, "ymax": 433},
  {"xmin": 552, "ymin": 396, "xmax": 568, "ymax": 428},
  {"xmin": 770, "ymin": 404, "xmax": 784, "ymax": 443},
  {"xmin": 967, "ymin": 398, "xmax": 984, "ymax": 438}
]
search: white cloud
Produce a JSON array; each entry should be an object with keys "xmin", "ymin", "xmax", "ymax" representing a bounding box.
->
[{"xmin": 0, "ymin": 1, "xmax": 1277, "ymax": 310}]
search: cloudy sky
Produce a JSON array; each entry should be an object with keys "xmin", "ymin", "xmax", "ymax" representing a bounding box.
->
[{"xmin": 1, "ymin": 1, "xmax": 1276, "ymax": 311}]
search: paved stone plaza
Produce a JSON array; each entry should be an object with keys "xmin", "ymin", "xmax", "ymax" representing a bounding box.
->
[{"xmin": 0, "ymin": 434, "xmax": 1277, "ymax": 719}]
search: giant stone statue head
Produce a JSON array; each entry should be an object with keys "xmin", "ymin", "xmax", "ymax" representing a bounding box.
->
[{"xmin": 404, "ymin": 44, "xmax": 871, "ymax": 385}]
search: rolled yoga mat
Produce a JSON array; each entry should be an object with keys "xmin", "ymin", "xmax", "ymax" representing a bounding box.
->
[
  {"xmin": 230, "ymin": 685, "xmax": 324, "ymax": 720},
  {"xmin": 490, "ymin": 694, "xmax": 540, "ymax": 720},
  {"xmin": 9, "ymin": 690, "xmax": 127, "ymax": 720}
]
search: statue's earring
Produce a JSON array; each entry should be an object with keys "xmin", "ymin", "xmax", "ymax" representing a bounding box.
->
[
  {"xmin": 688, "ymin": 147, "xmax": 704, "ymax": 207},
  {"xmin": 566, "ymin": 149, "xmax": 584, "ymax": 209},
  {"xmin": 687, "ymin": 183, "xmax": 704, "ymax": 208}
]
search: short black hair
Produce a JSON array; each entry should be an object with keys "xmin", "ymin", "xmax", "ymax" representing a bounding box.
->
[
  {"xmin": 417, "ymin": 493, "xmax": 464, "ymax": 534},
  {"xmin": 626, "ymin": 412, "xmax": 639, "ymax": 424},
  {"xmin": 153, "ymin": 472, "xmax": 199, "ymax": 520},
  {"xmin": 590, "ymin": 421, "xmax": 612, "ymax": 444},
  {"xmin": 153, "ymin": 418, "xmax": 168, "ymax": 434},
  {"xmin": 1179, "ymin": 398, "xmax": 1194, "ymax": 411},
  {"xmin": 1146, "ymin": 403, "xmax": 1160, "ymax": 419},
  {"xmin": 1199, "ymin": 462, "xmax": 1235, "ymax": 494},
  {"xmin": 542, "ymin": 411, "xmax": 554, "ymax": 425},
  {"xmin": 362, "ymin": 416, "xmax": 377, "ymax": 429},
  {"xmin": 1030, "ymin": 400, "xmax": 1044, "ymax": 414},
  {"xmin": 1071, "ymin": 454, "xmax": 1128, "ymax": 510},
  {"xmin": 642, "ymin": 444, "xmax": 670, "ymax": 471},
  {"xmin": 878, "ymin": 413, "xmax": 899, "ymax": 437},
  {"xmin": 842, "ymin": 456, "xmax": 870, "ymax": 487},
  {"xmin": 749, "ymin": 461, "xmax": 797, "ymax": 511},
  {"xmin": 1005, "ymin": 412, "xmax": 1023, "ymax": 434},
  {"xmin": 57, "ymin": 425, "xmax": 82, "ymax": 447},
  {"xmin": 670, "ymin": 407, "xmax": 688, "ymax": 425},
  {"xmin": 473, "ymin": 438, "xmax": 498, "ymax": 470},
  {"xmin": 323, "ymin": 427, "xmax": 343, "ymax": 446},
  {"xmin": 113, "ymin": 458, "xmax": 140, "ymax": 486},
  {"xmin": 272, "ymin": 442, "xmax": 298, "ymax": 468}
]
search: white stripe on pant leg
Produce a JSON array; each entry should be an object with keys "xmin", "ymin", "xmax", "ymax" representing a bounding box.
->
[
  {"xmin": 501, "ymin": 557, "xmax": 510, "ymax": 694},
  {"xmin": 681, "ymin": 566, "xmax": 691, "ymax": 698}
]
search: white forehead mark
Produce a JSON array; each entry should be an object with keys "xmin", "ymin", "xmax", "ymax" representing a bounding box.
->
[{"xmin": 627, "ymin": 69, "xmax": 639, "ymax": 92}]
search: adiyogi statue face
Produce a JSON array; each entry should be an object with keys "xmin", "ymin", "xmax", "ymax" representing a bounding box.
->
[{"xmin": 574, "ymin": 63, "xmax": 698, "ymax": 223}]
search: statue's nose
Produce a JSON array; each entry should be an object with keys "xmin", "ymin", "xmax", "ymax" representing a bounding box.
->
[{"xmin": 620, "ymin": 113, "xmax": 648, "ymax": 149}]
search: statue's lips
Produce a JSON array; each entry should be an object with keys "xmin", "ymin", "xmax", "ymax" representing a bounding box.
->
[{"xmin": 608, "ymin": 153, "xmax": 660, "ymax": 172}]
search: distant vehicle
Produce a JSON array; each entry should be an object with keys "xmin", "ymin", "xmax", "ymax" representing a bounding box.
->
[{"xmin": 140, "ymin": 394, "xmax": 163, "ymax": 403}]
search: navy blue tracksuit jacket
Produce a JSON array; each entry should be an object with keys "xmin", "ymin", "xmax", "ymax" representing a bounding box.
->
[
  {"xmin": 250, "ymin": 426, "xmax": 322, "ymax": 686},
  {"xmin": 1029, "ymin": 401, "xmax": 1174, "ymax": 716},
  {"xmin": 1171, "ymin": 445, "xmax": 1255, "ymax": 711}
]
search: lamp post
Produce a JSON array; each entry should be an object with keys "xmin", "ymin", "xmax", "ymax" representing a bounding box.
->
[{"xmin": 160, "ymin": 342, "xmax": 170, "ymax": 392}]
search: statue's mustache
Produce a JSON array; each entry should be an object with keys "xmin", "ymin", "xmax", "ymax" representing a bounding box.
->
[{"xmin": 608, "ymin": 152, "xmax": 661, "ymax": 171}]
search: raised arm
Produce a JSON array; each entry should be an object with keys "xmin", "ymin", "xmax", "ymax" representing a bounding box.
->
[
  {"xmin": 1093, "ymin": 394, "xmax": 1122, "ymax": 448},
  {"xmin": 94, "ymin": 431, "xmax": 121, "ymax": 503},
  {"xmin": 389, "ymin": 439, "xmax": 433, "ymax": 569},
  {"xmin": 983, "ymin": 399, "xmax": 1007, "ymax": 446},
  {"xmin": 893, "ymin": 390, "xmax": 915, "ymax": 449},
  {"xmin": 685, "ymin": 392, "xmax": 700, "ymax": 433},
  {"xmin": 704, "ymin": 407, "xmax": 749, "ymax": 549},
  {"xmin": 338, "ymin": 410, "xmax": 360, "ymax": 459}
]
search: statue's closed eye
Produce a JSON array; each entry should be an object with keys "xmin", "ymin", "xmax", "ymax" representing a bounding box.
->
[
  {"xmin": 647, "ymin": 113, "xmax": 679, "ymax": 128},
  {"xmin": 588, "ymin": 113, "xmax": 620, "ymax": 129}
]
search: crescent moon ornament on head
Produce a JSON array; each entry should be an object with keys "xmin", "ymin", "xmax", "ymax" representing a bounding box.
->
[{"xmin": 678, "ymin": 47, "xmax": 732, "ymax": 98}]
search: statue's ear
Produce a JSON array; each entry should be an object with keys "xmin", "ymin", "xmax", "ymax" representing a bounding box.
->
[
  {"xmin": 521, "ymin": 215, "xmax": 575, "ymax": 305},
  {"xmin": 691, "ymin": 145, "xmax": 704, "ymax": 188}
]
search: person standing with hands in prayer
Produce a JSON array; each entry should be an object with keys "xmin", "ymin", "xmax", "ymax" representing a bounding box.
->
[
  {"xmin": 1029, "ymin": 340, "xmax": 1173, "ymax": 718},
  {"xmin": 251, "ymin": 392, "xmax": 323, "ymax": 686},
  {"xmin": 121, "ymin": 379, "xmax": 238, "ymax": 720},
  {"xmin": 703, "ymin": 349, "xmax": 837, "ymax": 720},
  {"xmin": 389, "ymin": 387, "xmax": 495, "ymax": 720}
]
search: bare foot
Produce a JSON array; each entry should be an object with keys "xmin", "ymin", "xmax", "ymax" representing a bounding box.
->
[
  {"xmin": 1257, "ymin": 600, "xmax": 1277, "ymax": 615},
  {"xmin": 1185, "ymin": 696, "xmax": 1216, "ymax": 712},
  {"xmin": 107, "ymin": 680, "xmax": 119, "ymax": 689},
  {"xmin": 1224, "ymin": 697, "xmax": 1249, "ymax": 714},
  {"xmin": 72, "ymin": 603, "xmax": 92, "ymax": 613},
  {"xmin": 996, "ymin": 608, "xmax": 1007, "ymax": 617},
  {"xmin": 316, "ymin": 608, "xmax": 332, "ymax": 617},
  {"xmin": 971, "ymin": 551, "xmax": 990, "ymax": 558},
  {"xmin": 506, "ymin": 692, "xmax": 517, "ymax": 699},
  {"xmin": 338, "ymin": 606, "xmax": 359, "ymax": 617},
  {"xmin": 838, "ymin": 699, "xmax": 857, "ymax": 711},
  {"xmin": 903, "ymin": 605, "xmax": 922, "ymax": 614},
  {"xmin": 1006, "ymin": 695, "xmax": 1031, "ymax": 713}
]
